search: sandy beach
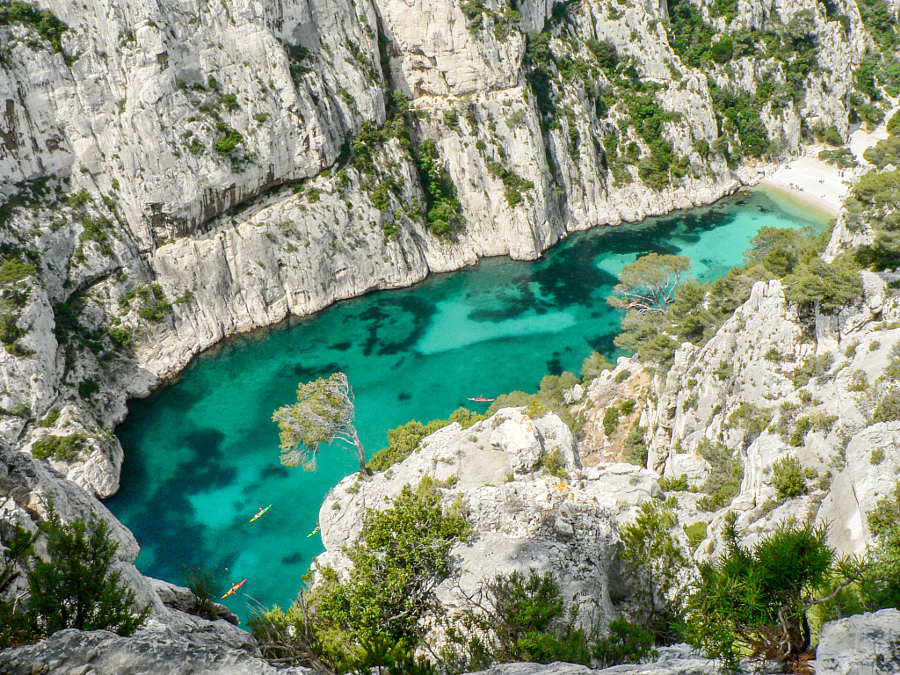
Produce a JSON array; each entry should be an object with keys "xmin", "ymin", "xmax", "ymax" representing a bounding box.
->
[{"xmin": 758, "ymin": 103, "xmax": 899, "ymax": 216}]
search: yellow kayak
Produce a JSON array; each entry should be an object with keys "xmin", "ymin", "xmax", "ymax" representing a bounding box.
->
[{"xmin": 250, "ymin": 504, "xmax": 272, "ymax": 522}]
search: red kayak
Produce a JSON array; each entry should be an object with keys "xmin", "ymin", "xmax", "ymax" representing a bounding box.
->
[
  {"xmin": 222, "ymin": 579, "xmax": 246, "ymax": 599},
  {"xmin": 467, "ymin": 396, "xmax": 494, "ymax": 402}
]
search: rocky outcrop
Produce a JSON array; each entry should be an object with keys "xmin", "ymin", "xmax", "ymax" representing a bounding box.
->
[
  {"xmin": 614, "ymin": 263, "xmax": 900, "ymax": 558},
  {"xmin": 814, "ymin": 608, "xmax": 900, "ymax": 675},
  {"xmin": 468, "ymin": 647, "xmax": 723, "ymax": 675},
  {"xmin": 0, "ymin": 616, "xmax": 312, "ymax": 675},
  {"xmin": 316, "ymin": 409, "xmax": 654, "ymax": 630}
]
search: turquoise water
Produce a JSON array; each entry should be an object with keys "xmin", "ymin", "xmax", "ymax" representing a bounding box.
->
[{"xmin": 105, "ymin": 190, "xmax": 826, "ymax": 622}]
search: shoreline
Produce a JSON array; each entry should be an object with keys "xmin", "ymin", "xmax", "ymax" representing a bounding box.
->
[{"xmin": 755, "ymin": 179, "xmax": 839, "ymax": 222}]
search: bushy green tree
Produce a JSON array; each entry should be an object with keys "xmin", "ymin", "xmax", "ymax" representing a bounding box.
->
[
  {"xmin": 27, "ymin": 510, "xmax": 150, "ymax": 637},
  {"xmin": 771, "ymin": 456, "xmax": 808, "ymax": 500},
  {"xmin": 254, "ymin": 480, "xmax": 470, "ymax": 667},
  {"xmin": 1, "ymin": 509, "xmax": 149, "ymax": 647},
  {"xmin": 783, "ymin": 257, "xmax": 862, "ymax": 313},
  {"xmin": 609, "ymin": 254, "xmax": 691, "ymax": 315},
  {"xmin": 620, "ymin": 498, "xmax": 688, "ymax": 640},
  {"xmin": 686, "ymin": 516, "xmax": 842, "ymax": 672}
]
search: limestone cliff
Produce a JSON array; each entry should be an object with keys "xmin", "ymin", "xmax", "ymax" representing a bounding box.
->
[{"xmin": 0, "ymin": 0, "xmax": 897, "ymax": 667}]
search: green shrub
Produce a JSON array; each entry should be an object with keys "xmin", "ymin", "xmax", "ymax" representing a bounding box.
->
[
  {"xmin": 683, "ymin": 521, "xmax": 708, "ymax": 551},
  {"xmin": 0, "ymin": 255, "xmax": 36, "ymax": 286},
  {"xmin": 624, "ymin": 422, "xmax": 648, "ymax": 467},
  {"xmin": 615, "ymin": 370, "xmax": 631, "ymax": 384},
  {"xmin": 848, "ymin": 369, "xmax": 869, "ymax": 392},
  {"xmin": 302, "ymin": 481, "xmax": 469, "ymax": 663},
  {"xmin": 36, "ymin": 409, "xmax": 60, "ymax": 428},
  {"xmin": 367, "ymin": 418, "xmax": 451, "ymax": 472},
  {"xmin": 108, "ymin": 326, "xmax": 133, "ymax": 349},
  {"xmin": 4, "ymin": 508, "xmax": 151, "ymax": 643},
  {"xmin": 603, "ymin": 407, "xmax": 620, "ymax": 436},
  {"xmin": 592, "ymin": 618, "xmax": 656, "ymax": 668},
  {"xmin": 870, "ymin": 448, "xmax": 885, "ymax": 465},
  {"xmin": 873, "ymin": 387, "xmax": 900, "ymax": 422},
  {"xmin": 0, "ymin": 1, "xmax": 68, "ymax": 53},
  {"xmin": 214, "ymin": 127, "xmax": 243, "ymax": 155},
  {"xmin": 620, "ymin": 499, "xmax": 688, "ymax": 640},
  {"xmin": 31, "ymin": 433, "xmax": 87, "ymax": 461},
  {"xmin": 859, "ymin": 481, "xmax": 900, "ymax": 609},
  {"xmin": 726, "ymin": 403, "xmax": 772, "ymax": 446},
  {"xmin": 182, "ymin": 565, "xmax": 226, "ymax": 620},
  {"xmin": 686, "ymin": 517, "xmax": 839, "ymax": 673},
  {"xmin": 417, "ymin": 139, "xmax": 464, "ymax": 235},
  {"xmin": 659, "ymin": 475, "xmax": 689, "ymax": 492},
  {"xmin": 697, "ymin": 440, "xmax": 743, "ymax": 512},
  {"xmin": 772, "ymin": 456, "xmax": 807, "ymax": 499},
  {"xmin": 540, "ymin": 448, "xmax": 567, "ymax": 478},
  {"xmin": 792, "ymin": 353, "xmax": 834, "ymax": 388},
  {"xmin": 441, "ymin": 567, "xmax": 601, "ymax": 671},
  {"xmin": 581, "ymin": 352, "xmax": 613, "ymax": 380}
]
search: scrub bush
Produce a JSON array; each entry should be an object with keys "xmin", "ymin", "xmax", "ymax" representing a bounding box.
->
[{"xmin": 772, "ymin": 456, "xmax": 807, "ymax": 499}]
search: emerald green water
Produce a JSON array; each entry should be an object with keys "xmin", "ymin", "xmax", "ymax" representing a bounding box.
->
[{"xmin": 105, "ymin": 190, "xmax": 826, "ymax": 622}]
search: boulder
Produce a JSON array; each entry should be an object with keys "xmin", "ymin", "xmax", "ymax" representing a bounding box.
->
[{"xmin": 814, "ymin": 608, "xmax": 900, "ymax": 674}]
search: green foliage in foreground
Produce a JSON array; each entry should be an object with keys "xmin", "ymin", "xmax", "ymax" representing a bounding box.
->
[
  {"xmin": 441, "ymin": 568, "xmax": 655, "ymax": 672},
  {"xmin": 367, "ymin": 407, "xmax": 486, "ymax": 472},
  {"xmin": 253, "ymin": 481, "xmax": 469, "ymax": 667},
  {"xmin": 686, "ymin": 517, "xmax": 846, "ymax": 673},
  {"xmin": 620, "ymin": 499, "xmax": 687, "ymax": 641},
  {"xmin": 1, "ymin": 509, "xmax": 149, "ymax": 648}
]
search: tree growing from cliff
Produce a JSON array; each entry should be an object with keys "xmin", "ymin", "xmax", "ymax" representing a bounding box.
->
[
  {"xmin": 609, "ymin": 253, "xmax": 691, "ymax": 315},
  {"xmin": 686, "ymin": 515, "xmax": 858, "ymax": 673},
  {"xmin": 273, "ymin": 372, "xmax": 369, "ymax": 476},
  {"xmin": 23, "ymin": 507, "xmax": 149, "ymax": 639},
  {"xmin": 252, "ymin": 480, "xmax": 470, "ymax": 669},
  {"xmin": 620, "ymin": 498, "xmax": 688, "ymax": 641}
]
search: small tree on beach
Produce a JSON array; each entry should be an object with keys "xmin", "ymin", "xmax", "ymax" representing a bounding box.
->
[
  {"xmin": 273, "ymin": 372, "xmax": 370, "ymax": 476},
  {"xmin": 609, "ymin": 253, "xmax": 691, "ymax": 315}
]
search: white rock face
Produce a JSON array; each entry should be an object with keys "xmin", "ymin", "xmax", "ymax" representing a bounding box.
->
[
  {"xmin": 633, "ymin": 267, "xmax": 900, "ymax": 559},
  {"xmin": 317, "ymin": 409, "xmax": 623, "ymax": 635},
  {"xmin": 0, "ymin": 616, "xmax": 312, "ymax": 675},
  {"xmin": 814, "ymin": 608, "xmax": 900, "ymax": 675}
]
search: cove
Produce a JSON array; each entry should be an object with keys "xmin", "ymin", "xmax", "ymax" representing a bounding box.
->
[{"xmin": 105, "ymin": 189, "xmax": 828, "ymax": 623}]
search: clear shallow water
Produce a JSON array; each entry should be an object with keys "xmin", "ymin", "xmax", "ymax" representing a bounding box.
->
[{"xmin": 106, "ymin": 190, "xmax": 826, "ymax": 622}]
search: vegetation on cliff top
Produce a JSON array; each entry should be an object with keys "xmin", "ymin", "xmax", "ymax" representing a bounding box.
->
[{"xmin": 1, "ymin": 508, "xmax": 149, "ymax": 648}]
